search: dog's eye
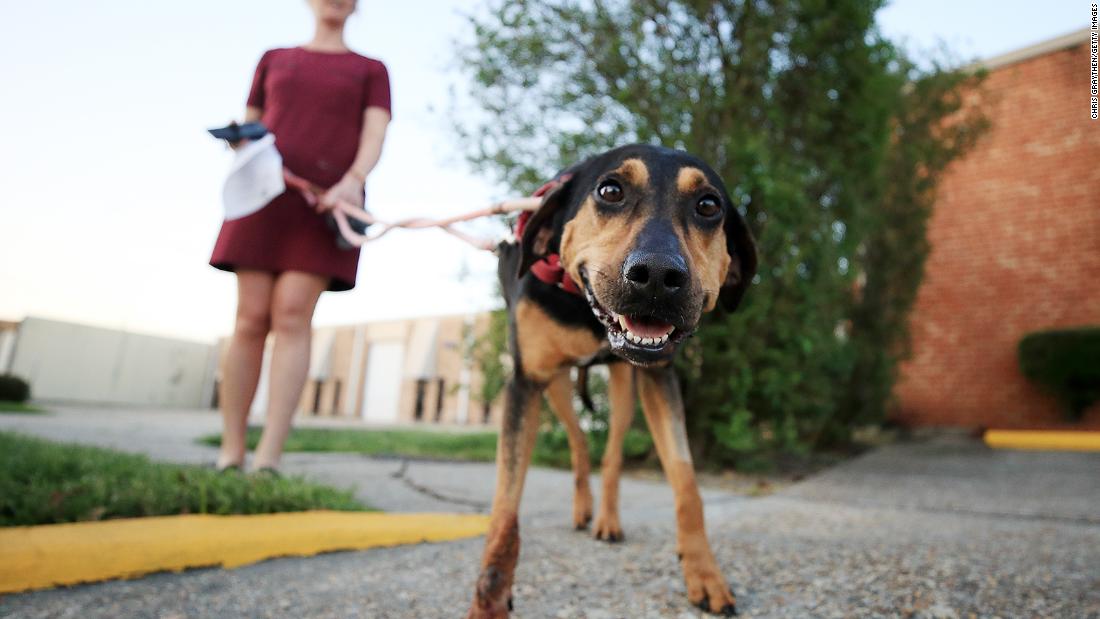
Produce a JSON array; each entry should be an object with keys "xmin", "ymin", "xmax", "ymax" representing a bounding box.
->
[
  {"xmin": 596, "ymin": 180, "xmax": 624, "ymax": 203},
  {"xmin": 696, "ymin": 195, "xmax": 721, "ymax": 218}
]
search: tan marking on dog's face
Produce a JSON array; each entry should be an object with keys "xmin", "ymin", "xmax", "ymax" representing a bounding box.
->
[
  {"xmin": 677, "ymin": 223, "xmax": 730, "ymax": 313},
  {"xmin": 676, "ymin": 166, "xmax": 708, "ymax": 194},
  {"xmin": 617, "ymin": 158, "xmax": 650, "ymax": 188},
  {"xmin": 515, "ymin": 299, "xmax": 602, "ymax": 382},
  {"xmin": 559, "ymin": 196, "xmax": 646, "ymax": 295},
  {"xmin": 557, "ymin": 159, "xmax": 651, "ymax": 293},
  {"xmin": 674, "ymin": 166, "xmax": 732, "ymax": 313}
]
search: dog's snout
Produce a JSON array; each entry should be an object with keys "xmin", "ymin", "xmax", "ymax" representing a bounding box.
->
[{"xmin": 622, "ymin": 250, "xmax": 688, "ymax": 297}]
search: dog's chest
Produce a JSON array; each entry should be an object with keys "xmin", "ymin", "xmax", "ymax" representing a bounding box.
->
[{"xmin": 515, "ymin": 299, "xmax": 605, "ymax": 381}]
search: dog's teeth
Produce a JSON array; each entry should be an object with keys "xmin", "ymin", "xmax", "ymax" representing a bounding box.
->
[{"xmin": 643, "ymin": 337, "xmax": 654, "ymax": 345}]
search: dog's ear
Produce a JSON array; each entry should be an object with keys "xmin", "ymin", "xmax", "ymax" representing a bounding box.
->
[
  {"xmin": 518, "ymin": 173, "xmax": 574, "ymax": 278},
  {"xmin": 718, "ymin": 207, "xmax": 758, "ymax": 312}
]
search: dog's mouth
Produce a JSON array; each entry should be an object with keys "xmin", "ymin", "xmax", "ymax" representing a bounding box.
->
[{"xmin": 579, "ymin": 267, "xmax": 692, "ymax": 364}]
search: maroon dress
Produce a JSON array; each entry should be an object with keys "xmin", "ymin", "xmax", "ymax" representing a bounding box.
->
[{"xmin": 210, "ymin": 47, "xmax": 391, "ymax": 291}]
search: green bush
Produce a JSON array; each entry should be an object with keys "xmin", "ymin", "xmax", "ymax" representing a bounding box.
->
[
  {"xmin": 1018, "ymin": 328, "xmax": 1100, "ymax": 421},
  {"xmin": 0, "ymin": 374, "xmax": 30, "ymax": 403}
]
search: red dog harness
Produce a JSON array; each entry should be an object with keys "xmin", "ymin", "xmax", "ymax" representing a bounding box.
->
[{"xmin": 515, "ymin": 175, "xmax": 581, "ymax": 296}]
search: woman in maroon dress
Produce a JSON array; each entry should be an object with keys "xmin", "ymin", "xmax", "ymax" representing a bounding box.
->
[{"xmin": 210, "ymin": 0, "xmax": 390, "ymax": 472}]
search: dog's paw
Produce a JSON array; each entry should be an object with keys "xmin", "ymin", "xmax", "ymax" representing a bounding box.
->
[
  {"xmin": 573, "ymin": 489, "xmax": 593, "ymax": 530},
  {"xmin": 465, "ymin": 601, "xmax": 510, "ymax": 619},
  {"xmin": 573, "ymin": 509, "xmax": 593, "ymax": 530},
  {"xmin": 467, "ymin": 567, "xmax": 513, "ymax": 618},
  {"xmin": 693, "ymin": 590, "xmax": 738, "ymax": 616},
  {"xmin": 683, "ymin": 559, "xmax": 737, "ymax": 615},
  {"xmin": 466, "ymin": 592, "xmax": 511, "ymax": 618},
  {"xmin": 592, "ymin": 511, "xmax": 624, "ymax": 542}
]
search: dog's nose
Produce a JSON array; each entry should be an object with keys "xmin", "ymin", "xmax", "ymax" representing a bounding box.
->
[{"xmin": 622, "ymin": 250, "xmax": 688, "ymax": 297}]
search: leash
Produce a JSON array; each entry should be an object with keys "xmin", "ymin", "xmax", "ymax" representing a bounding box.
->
[
  {"xmin": 282, "ymin": 169, "xmax": 541, "ymax": 252},
  {"xmin": 285, "ymin": 167, "xmax": 582, "ymax": 295},
  {"xmin": 208, "ymin": 123, "xmax": 545, "ymax": 252}
]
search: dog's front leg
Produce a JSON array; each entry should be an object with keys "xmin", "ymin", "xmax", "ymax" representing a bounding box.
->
[
  {"xmin": 593, "ymin": 362, "xmax": 635, "ymax": 542},
  {"xmin": 467, "ymin": 374, "xmax": 542, "ymax": 619},
  {"xmin": 545, "ymin": 370, "xmax": 594, "ymax": 530},
  {"xmin": 637, "ymin": 366, "xmax": 737, "ymax": 616}
]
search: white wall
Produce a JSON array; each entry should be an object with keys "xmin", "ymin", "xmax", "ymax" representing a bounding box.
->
[
  {"xmin": 361, "ymin": 340, "xmax": 405, "ymax": 423},
  {"xmin": 0, "ymin": 329, "xmax": 16, "ymax": 373},
  {"xmin": 9, "ymin": 317, "xmax": 216, "ymax": 408}
]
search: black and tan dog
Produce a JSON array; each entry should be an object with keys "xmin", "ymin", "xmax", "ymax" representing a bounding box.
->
[{"xmin": 467, "ymin": 144, "xmax": 757, "ymax": 618}]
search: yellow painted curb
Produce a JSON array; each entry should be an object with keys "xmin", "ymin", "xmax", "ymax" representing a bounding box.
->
[
  {"xmin": 984, "ymin": 430, "xmax": 1100, "ymax": 452},
  {"xmin": 0, "ymin": 511, "xmax": 489, "ymax": 594}
]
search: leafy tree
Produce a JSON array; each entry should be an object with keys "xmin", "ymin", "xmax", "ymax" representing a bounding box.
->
[
  {"xmin": 466, "ymin": 308, "xmax": 509, "ymax": 410},
  {"xmin": 457, "ymin": 0, "xmax": 987, "ymax": 466}
]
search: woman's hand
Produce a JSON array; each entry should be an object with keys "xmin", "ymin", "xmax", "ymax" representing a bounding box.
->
[{"xmin": 318, "ymin": 173, "xmax": 365, "ymax": 214}]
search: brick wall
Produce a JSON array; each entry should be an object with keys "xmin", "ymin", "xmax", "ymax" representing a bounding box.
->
[{"xmin": 894, "ymin": 38, "xmax": 1100, "ymax": 429}]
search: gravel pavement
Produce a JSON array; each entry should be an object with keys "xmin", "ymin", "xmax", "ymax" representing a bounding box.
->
[{"xmin": 1, "ymin": 407, "xmax": 1098, "ymax": 618}]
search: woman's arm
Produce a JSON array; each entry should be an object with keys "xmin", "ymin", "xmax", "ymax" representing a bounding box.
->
[
  {"xmin": 319, "ymin": 106, "xmax": 391, "ymax": 212},
  {"xmin": 346, "ymin": 106, "xmax": 391, "ymax": 182}
]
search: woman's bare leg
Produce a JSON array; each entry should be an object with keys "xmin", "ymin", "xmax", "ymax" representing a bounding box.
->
[
  {"xmin": 218, "ymin": 270, "xmax": 276, "ymax": 469},
  {"xmin": 252, "ymin": 271, "xmax": 328, "ymax": 469}
]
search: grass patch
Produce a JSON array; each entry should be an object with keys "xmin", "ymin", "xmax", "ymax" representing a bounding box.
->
[
  {"xmin": 0, "ymin": 401, "xmax": 47, "ymax": 414},
  {"xmin": 198, "ymin": 426, "xmax": 653, "ymax": 469},
  {"xmin": 0, "ymin": 432, "xmax": 367, "ymax": 527},
  {"xmin": 199, "ymin": 427, "xmax": 501, "ymax": 462}
]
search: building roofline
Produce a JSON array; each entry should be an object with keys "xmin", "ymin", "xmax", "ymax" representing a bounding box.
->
[
  {"xmin": 971, "ymin": 27, "xmax": 1093, "ymax": 72},
  {"xmin": 313, "ymin": 310, "xmax": 497, "ymax": 332}
]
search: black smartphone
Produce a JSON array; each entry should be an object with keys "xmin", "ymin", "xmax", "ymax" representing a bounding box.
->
[{"xmin": 207, "ymin": 121, "xmax": 269, "ymax": 143}]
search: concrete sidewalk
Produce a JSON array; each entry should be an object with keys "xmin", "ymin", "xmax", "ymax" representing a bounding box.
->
[{"xmin": 1, "ymin": 407, "xmax": 1098, "ymax": 618}]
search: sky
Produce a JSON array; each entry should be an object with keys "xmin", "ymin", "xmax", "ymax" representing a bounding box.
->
[{"xmin": 0, "ymin": 1, "xmax": 1088, "ymax": 343}]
